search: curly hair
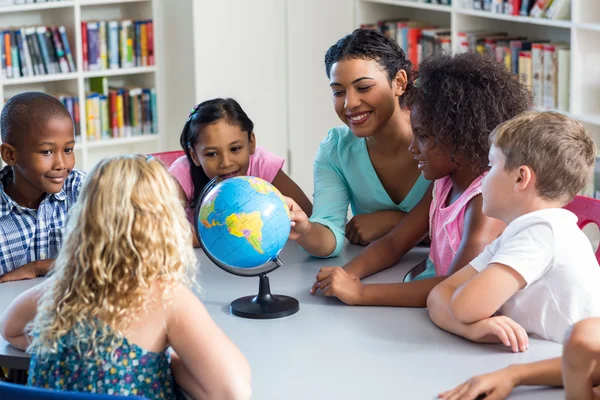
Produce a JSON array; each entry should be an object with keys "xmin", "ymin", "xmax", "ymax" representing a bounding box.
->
[
  {"xmin": 324, "ymin": 28, "xmax": 414, "ymax": 106},
  {"xmin": 28, "ymin": 154, "xmax": 198, "ymax": 359},
  {"xmin": 405, "ymin": 53, "xmax": 532, "ymax": 173}
]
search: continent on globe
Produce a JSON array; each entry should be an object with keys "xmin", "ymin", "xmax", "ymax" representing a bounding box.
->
[
  {"xmin": 246, "ymin": 177, "xmax": 290, "ymax": 219},
  {"xmin": 199, "ymin": 191, "xmax": 220, "ymax": 228},
  {"xmin": 225, "ymin": 211, "xmax": 264, "ymax": 254}
]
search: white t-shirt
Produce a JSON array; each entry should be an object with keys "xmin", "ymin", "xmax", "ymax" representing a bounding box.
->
[{"xmin": 470, "ymin": 208, "xmax": 600, "ymax": 343}]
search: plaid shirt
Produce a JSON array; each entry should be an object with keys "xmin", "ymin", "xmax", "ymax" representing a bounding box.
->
[{"xmin": 0, "ymin": 166, "xmax": 85, "ymax": 276}]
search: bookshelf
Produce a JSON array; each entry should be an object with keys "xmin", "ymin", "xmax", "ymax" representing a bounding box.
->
[
  {"xmin": 357, "ymin": 0, "xmax": 600, "ymax": 195},
  {"xmin": 0, "ymin": 0, "xmax": 162, "ymax": 171}
]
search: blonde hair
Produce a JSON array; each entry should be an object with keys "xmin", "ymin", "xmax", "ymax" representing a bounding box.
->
[
  {"xmin": 29, "ymin": 154, "xmax": 197, "ymax": 357},
  {"xmin": 491, "ymin": 111, "xmax": 596, "ymax": 203}
]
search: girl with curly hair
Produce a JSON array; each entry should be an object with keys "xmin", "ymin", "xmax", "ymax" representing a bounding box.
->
[
  {"xmin": 309, "ymin": 52, "xmax": 531, "ymax": 307},
  {"xmin": 0, "ymin": 154, "xmax": 251, "ymax": 400}
]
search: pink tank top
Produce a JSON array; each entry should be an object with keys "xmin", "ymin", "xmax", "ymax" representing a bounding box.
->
[{"xmin": 429, "ymin": 173, "xmax": 486, "ymax": 276}]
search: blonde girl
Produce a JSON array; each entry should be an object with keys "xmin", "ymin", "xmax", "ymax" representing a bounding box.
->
[{"xmin": 0, "ymin": 154, "xmax": 251, "ymax": 400}]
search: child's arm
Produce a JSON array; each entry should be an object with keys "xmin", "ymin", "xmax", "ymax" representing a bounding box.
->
[
  {"xmin": 0, "ymin": 280, "xmax": 48, "ymax": 350},
  {"xmin": 0, "ymin": 259, "xmax": 54, "ymax": 283},
  {"xmin": 427, "ymin": 266, "xmax": 529, "ymax": 352},
  {"xmin": 167, "ymin": 285, "xmax": 251, "ymax": 400},
  {"xmin": 312, "ymin": 192, "xmax": 504, "ymax": 307},
  {"xmin": 438, "ymin": 358, "xmax": 563, "ymax": 400},
  {"xmin": 271, "ymin": 169, "xmax": 313, "ymax": 217},
  {"xmin": 563, "ymin": 318, "xmax": 600, "ymax": 400},
  {"xmin": 340, "ymin": 184, "xmax": 433, "ymax": 279}
]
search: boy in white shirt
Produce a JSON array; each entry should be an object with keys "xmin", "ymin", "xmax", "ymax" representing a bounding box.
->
[{"xmin": 427, "ymin": 111, "xmax": 600, "ymax": 351}]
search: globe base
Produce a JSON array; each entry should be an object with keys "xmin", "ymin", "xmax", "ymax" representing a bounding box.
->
[
  {"xmin": 229, "ymin": 274, "xmax": 299, "ymax": 319},
  {"xmin": 230, "ymin": 294, "xmax": 299, "ymax": 319}
]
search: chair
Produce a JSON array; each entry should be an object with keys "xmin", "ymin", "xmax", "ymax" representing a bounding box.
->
[
  {"xmin": 0, "ymin": 380, "xmax": 147, "ymax": 400},
  {"xmin": 564, "ymin": 195, "xmax": 600, "ymax": 263},
  {"xmin": 148, "ymin": 150, "xmax": 185, "ymax": 168}
]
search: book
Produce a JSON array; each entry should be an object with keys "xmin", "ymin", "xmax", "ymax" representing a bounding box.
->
[
  {"xmin": 542, "ymin": 43, "xmax": 569, "ymax": 109},
  {"xmin": 531, "ymin": 43, "xmax": 545, "ymax": 108},
  {"xmin": 518, "ymin": 51, "xmax": 532, "ymax": 90},
  {"xmin": 557, "ymin": 47, "xmax": 570, "ymax": 112}
]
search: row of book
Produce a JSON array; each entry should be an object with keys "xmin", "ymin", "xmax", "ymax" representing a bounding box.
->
[
  {"xmin": 82, "ymin": 19, "xmax": 154, "ymax": 72},
  {"xmin": 52, "ymin": 82, "xmax": 158, "ymax": 142},
  {"xmin": 464, "ymin": 0, "xmax": 571, "ymax": 19},
  {"xmin": 458, "ymin": 31, "xmax": 570, "ymax": 111},
  {"xmin": 0, "ymin": 0, "xmax": 64, "ymax": 6},
  {"xmin": 0, "ymin": 26, "xmax": 75, "ymax": 79},
  {"xmin": 360, "ymin": 20, "xmax": 570, "ymax": 111},
  {"xmin": 361, "ymin": 20, "xmax": 451, "ymax": 67},
  {"xmin": 86, "ymin": 77, "xmax": 157, "ymax": 141}
]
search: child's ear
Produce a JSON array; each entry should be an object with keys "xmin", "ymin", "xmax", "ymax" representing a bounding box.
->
[
  {"xmin": 514, "ymin": 165, "xmax": 533, "ymax": 192},
  {"xmin": 187, "ymin": 146, "xmax": 201, "ymax": 167},
  {"xmin": 0, "ymin": 143, "xmax": 17, "ymax": 166},
  {"xmin": 393, "ymin": 69, "xmax": 408, "ymax": 97},
  {"xmin": 249, "ymin": 132, "xmax": 256, "ymax": 155}
]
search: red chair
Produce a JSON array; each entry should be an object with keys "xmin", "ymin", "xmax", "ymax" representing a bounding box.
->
[
  {"xmin": 148, "ymin": 150, "xmax": 185, "ymax": 168},
  {"xmin": 564, "ymin": 195, "xmax": 600, "ymax": 262}
]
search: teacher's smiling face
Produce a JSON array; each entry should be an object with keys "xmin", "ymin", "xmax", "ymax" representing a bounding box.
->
[{"xmin": 329, "ymin": 58, "xmax": 405, "ymax": 138}]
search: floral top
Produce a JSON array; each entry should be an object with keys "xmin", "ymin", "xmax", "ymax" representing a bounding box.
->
[{"xmin": 28, "ymin": 329, "xmax": 175, "ymax": 400}]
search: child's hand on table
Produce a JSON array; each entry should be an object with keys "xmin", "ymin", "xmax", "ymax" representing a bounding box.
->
[
  {"xmin": 310, "ymin": 267, "xmax": 362, "ymax": 305},
  {"xmin": 0, "ymin": 259, "xmax": 54, "ymax": 283},
  {"xmin": 466, "ymin": 316, "xmax": 529, "ymax": 353},
  {"xmin": 438, "ymin": 367, "xmax": 518, "ymax": 400}
]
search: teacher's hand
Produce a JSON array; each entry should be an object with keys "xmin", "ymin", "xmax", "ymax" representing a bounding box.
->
[
  {"xmin": 285, "ymin": 196, "xmax": 311, "ymax": 240},
  {"xmin": 345, "ymin": 213, "xmax": 395, "ymax": 246},
  {"xmin": 310, "ymin": 267, "xmax": 362, "ymax": 305}
]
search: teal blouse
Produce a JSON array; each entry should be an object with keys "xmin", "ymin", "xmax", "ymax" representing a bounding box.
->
[{"xmin": 309, "ymin": 126, "xmax": 431, "ymax": 258}]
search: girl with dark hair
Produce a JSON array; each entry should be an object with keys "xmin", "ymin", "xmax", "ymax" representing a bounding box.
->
[
  {"xmin": 286, "ymin": 28, "xmax": 430, "ymax": 258},
  {"xmin": 169, "ymin": 98, "xmax": 312, "ymax": 244}
]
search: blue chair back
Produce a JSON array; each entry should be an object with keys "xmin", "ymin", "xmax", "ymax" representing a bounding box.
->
[{"xmin": 0, "ymin": 380, "xmax": 147, "ymax": 400}]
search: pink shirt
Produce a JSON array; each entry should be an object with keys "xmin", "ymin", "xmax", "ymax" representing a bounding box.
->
[
  {"xmin": 168, "ymin": 145, "xmax": 285, "ymax": 222},
  {"xmin": 429, "ymin": 173, "xmax": 486, "ymax": 276}
]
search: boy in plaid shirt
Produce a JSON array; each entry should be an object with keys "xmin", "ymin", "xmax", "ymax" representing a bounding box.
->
[{"xmin": 0, "ymin": 92, "xmax": 85, "ymax": 283}]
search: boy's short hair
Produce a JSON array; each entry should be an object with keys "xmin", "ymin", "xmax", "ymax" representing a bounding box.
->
[
  {"xmin": 491, "ymin": 111, "xmax": 596, "ymax": 203},
  {"xmin": 0, "ymin": 92, "xmax": 72, "ymax": 146}
]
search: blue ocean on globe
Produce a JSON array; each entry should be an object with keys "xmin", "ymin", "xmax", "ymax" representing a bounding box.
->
[{"xmin": 197, "ymin": 176, "xmax": 291, "ymax": 269}]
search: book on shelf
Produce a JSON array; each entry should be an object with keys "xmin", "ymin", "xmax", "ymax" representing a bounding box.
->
[
  {"xmin": 81, "ymin": 19, "xmax": 154, "ymax": 72},
  {"xmin": 85, "ymin": 77, "xmax": 158, "ymax": 141},
  {"xmin": 0, "ymin": 25, "xmax": 74, "ymax": 79},
  {"xmin": 44, "ymin": 93, "xmax": 81, "ymax": 140},
  {"xmin": 457, "ymin": 30, "xmax": 569, "ymax": 112},
  {"xmin": 361, "ymin": 19, "xmax": 450, "ymax": 66},
  {"xmin": 465, "ymin": 0, "xmax": 570, "ymax": 20}
]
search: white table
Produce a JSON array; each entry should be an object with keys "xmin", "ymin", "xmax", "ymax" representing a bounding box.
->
[{"xmin": 0, "ymin": 243, "xmax": 564, "ymax": 399}]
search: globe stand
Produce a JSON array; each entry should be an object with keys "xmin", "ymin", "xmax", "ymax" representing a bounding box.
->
[{"xmin": 230, "ymin": 273, "xmax": 299, "ymax": 319}]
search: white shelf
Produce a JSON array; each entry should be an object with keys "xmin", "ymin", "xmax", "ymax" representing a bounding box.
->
[
  {"xmin": 0, "ymin": 1, "xmax": 74, "ymax": 14},
  {"xmin": 362, "ymin": 0, "xmax": 451, "ymax": 12},
  {"xmin": 1, "ymin": 72, "xmax": 79, "ymax": 86},
  {"xmin": 574, "ymin": 22, "xmax": 600, "ymax": 32},
  {"xmin": 84, "ymin": 134, "xmax": 160, "ymax": 148},
  {"xmin": 0, "ymin": 0, "xmax": 162, "ymax": 171},
  {"xmin": 82, "ymin": 66, "xmax": 156, "ymax": 78},
  {"xmin": 79, "ymin": 0, "xmax": 150, "ymax": 6},
  {"xmin": 454, "ymin": 8, "xmax": 572, "ymax": 29}
]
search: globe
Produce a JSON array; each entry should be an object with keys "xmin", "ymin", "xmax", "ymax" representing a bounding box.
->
[
  {"xmin": 194, "ymin": 176, "xmax": 299, "ymax": 319},
  {"xmin": 197, "ymin": 176, "xmax": 291, "ymax": 270}
]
